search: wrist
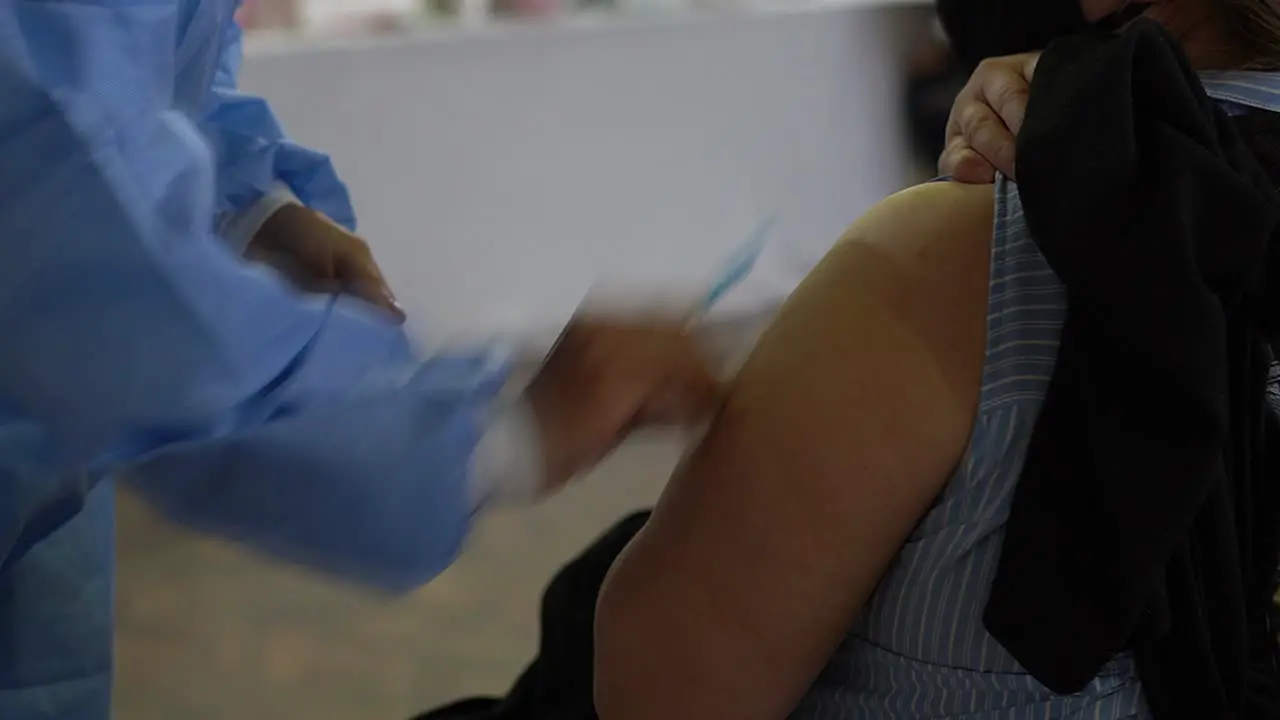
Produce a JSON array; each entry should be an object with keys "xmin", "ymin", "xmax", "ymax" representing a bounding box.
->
[
  {"xmin": 523, "ymin": 381, "xmax": 576, "ymax": 492},
  {"xmin": 252, "ymin": 201, "xmax": 315, "ymax": 253},
  {"xmin": 220, "ymin": 183, "xmax": 301, "ymax": 255},
  {"xmin": 472, "ymin": 398, "xmax": 546, "ymax": 507}
]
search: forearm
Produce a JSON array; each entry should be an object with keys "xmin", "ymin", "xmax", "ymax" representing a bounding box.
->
[
  {"xmin": 124, "ymin": 337, "xmax": 532, "ymax": 591},
  {"xmin": 124, "ymin": 343, "xmax": 543, "ymax": 590}
]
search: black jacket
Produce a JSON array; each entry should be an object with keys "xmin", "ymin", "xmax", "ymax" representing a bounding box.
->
[{"xmin": 983, "ymin": 20, "xmax": 1280, "ymax": 718}]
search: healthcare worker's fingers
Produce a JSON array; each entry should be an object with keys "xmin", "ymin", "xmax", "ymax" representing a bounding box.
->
[
  {"xmin": 249, "ymin": 205, "xmax": 406, "ymax": 321},
  {"xmin": 332, "ymin": 249, "xmax": 405, "ymax": 320},
  {"xmin": 939, "ymin": 52, "xmax": 1039, "ymax": 182},
  {"xmin": 526, "ymin": 318, "xmax": 724, "ymax": 491},
  {"xmin": 316, "ymin": 215, "xmax": 403, "ymax": 319}
]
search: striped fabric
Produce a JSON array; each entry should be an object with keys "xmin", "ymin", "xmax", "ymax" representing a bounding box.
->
[
  {"xmin": 786, "ymin": 72, "xmax": 1280, "ymax": 720},
  {"xmin": 1201, "ymin": 71, "xmax": 1280, "ymax": 114}
]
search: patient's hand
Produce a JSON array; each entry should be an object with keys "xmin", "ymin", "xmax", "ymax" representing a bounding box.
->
[{"xmin": 940, "ymin": 52, "xmax": 1040, "ymax": 183}]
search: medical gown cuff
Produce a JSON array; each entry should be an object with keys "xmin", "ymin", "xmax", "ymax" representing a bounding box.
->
[
  {"xmin": 470, "ymin": 397, "xmax": 544, "ymax": 508},
  {"xmin": 216, "ymin": 182, "xmax": 300, "ymax": 254}
]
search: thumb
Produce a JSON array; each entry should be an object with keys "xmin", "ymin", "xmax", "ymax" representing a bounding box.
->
[
  {"xmin": 344, "ymin": 277, "xmax": 407, "ymax": 322},
  {"xmin": 334, "ymin": 252, "xmax": 406, "ymax": 321}
]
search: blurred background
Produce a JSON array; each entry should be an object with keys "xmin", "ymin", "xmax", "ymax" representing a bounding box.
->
[{"xmin": 115, "ymin": 1, "xmax": 975, "ymax": 717}]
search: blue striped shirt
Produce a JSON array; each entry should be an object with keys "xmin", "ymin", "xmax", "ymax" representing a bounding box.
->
[{"xmin": 786, "ymin": 71, "xmax": 1280, "ymax": 720}]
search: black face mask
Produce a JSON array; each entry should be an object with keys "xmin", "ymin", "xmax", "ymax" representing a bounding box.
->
[{"xmin": 936, "ymin": 0, "xmax": 1148, "ymax": 68}]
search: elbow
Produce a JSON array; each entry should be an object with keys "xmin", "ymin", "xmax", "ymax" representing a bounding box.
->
[
  {"xmin": 318, "ymin": 502, "xmax": 473, "ymax": 595},
  {"xmin": 593, "ymin": 566, "xmax": 666, "ymax": 720},
  {"xmin": 594, "ymin": 532, "xmax": 766, "ymax": 720},
  {"xmin": 593, "ymin": 590, "xmax": 634, "ymax": 719},
  {"xmin": 370, "ymin": 523, "xmax": 469, "ymax": 595},
  {"xmin": 367, "ymin": 466, "xmax": 479, "ymax": 594}
]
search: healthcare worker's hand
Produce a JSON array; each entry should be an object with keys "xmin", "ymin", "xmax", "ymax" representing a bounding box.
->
[
  {"xmin": 939, "ymin": 52, "xmax": 1040, "ymax": 183},
  {"xmin": 250, "ymin": 204, "xmax": 406, "ymax": 321},
  {"xmin": 526, "ymin": 318, "xmax": 723, "ymax": 491}
]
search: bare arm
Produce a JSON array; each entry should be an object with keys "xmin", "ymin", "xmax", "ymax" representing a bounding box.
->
[{"xmin": 594, "ymin": 182, "xmax": 997, "ymax": 719}]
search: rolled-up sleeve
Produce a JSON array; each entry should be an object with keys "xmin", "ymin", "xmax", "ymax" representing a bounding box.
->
[
  {"xmin": 203, "ymin": 11, "xmax": 355, "ymax": 250},
  {"xmin": 0, "ymin": 1, "xmax": 508, "ymax": 592}
]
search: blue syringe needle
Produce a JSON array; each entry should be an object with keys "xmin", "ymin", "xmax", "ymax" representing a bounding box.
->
[{"xmin": 694, "ymin": 216, "xmax": 776, "ymax": 319}]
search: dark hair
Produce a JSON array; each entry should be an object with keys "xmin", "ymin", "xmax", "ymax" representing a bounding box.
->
[{"xmin": 1218, "ymin": 0, "xmax": 1280, "ymax": 68}]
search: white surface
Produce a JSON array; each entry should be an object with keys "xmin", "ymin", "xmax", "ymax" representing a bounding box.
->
[
  {"xmin": 244, "ymin": 0, "xmax": 927, "ymax": 56},
  {"xmin": 300, "ymin": 0, "xmax": 419, "ymax": 30},
  {"xmin": 238, "ymin": 3, "xmax": 924, "ymax": 346}
]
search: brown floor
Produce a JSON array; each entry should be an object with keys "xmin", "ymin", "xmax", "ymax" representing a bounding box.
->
[{"xmin": 113, "ymin": 437, "xmax": 682, "ymax": 720}]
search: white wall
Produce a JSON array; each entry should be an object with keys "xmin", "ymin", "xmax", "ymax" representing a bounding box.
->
[{"xmin": 241, "ymin": 5, "xmax": 923, "ymax": 345}]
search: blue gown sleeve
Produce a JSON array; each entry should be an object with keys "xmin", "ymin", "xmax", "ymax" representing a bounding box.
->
[
  {"xmin": 0, "ymin": 1, "xmax": 508, "ymax": 592},
  {"xmin": 202, "ymin": 9, "xmax": 356, "ymax": 232}
]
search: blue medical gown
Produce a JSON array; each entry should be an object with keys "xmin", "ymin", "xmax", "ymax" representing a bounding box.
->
[{"xmin": 0, "ymin": 2, "xmax": 509, "ymax": 717}]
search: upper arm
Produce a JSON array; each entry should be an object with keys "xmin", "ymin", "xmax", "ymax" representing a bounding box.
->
[
  {"xmin": 214, "ymin": 4, "xmax": 245, "ymax": 91},
  {"xmin": 594, "ymin": 182, "xmax": 997, "ymax": 719}
]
